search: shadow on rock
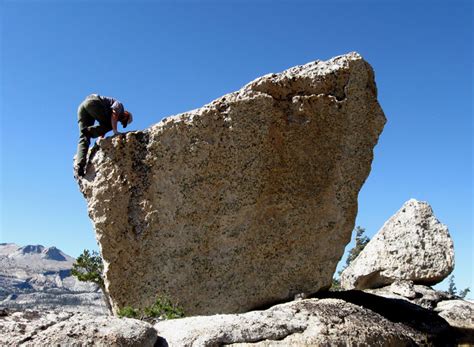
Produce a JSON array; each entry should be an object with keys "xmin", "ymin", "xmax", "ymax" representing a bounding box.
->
[
  {"xmin": 314, "ymin": 290, "xmax": 472, "ymax": 345},
  {"xmin": 155, "ymin": 336, "xmax": 169, "ymax": 347}
]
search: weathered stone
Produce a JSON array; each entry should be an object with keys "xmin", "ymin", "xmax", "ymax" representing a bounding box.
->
[
  {"xmin": 435, "ymin": 300, "xmax": 474, "ymax": 343},
  {"xmin": 435, "ymin": 300, "xmax": 474, "ymax": 330},
  {"xmin": 155, "ymin": 296, "xmax": 454, "ymax": 346},
  {"xmin": 341, "ymin": 199, "xmax": 454, "ymax": 290},
  {"xmin": 0, "ymin": 309, "xmax": 157, "ymax": 346},
  {"xmin": 364, "ymin": 284, "xmax": 473, "ymax": 342},
  {"xmin": 389, "ymin": 280, "xmax": 417, "ymax": 299},
  {"xmin": 78, "ymin": 52, "xmax": 386, "ymax": 315}
]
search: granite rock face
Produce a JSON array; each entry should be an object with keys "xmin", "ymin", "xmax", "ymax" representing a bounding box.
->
[
  {"xmin": 0, "ymin": 309, "xmax": 157, "ymax": 346},
  {"xmin": 341, "ymin": 199, "xmax": 455, "ymax": 290},
  {"xmin": 78, "ymin": 52, "xmax": 386, "ymax": 315},
  {"xmin": 155, "ymin": 296, "xmax": 454, "ymax": 346}
]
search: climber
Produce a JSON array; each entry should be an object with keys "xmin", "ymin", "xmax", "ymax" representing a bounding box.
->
[{"xmin": 74, "ymin": 94, "xmax": 133, "ymax": 178}]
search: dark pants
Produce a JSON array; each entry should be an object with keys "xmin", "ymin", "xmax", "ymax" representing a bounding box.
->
[{"xmin": 75, "ymin": 95, "xmax": 112, "ymax": 170}]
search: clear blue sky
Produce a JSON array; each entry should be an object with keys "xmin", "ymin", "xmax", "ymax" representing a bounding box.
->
[{"xmin": 1, "ymin": 0, "xmax": 472, "ymax": 293}]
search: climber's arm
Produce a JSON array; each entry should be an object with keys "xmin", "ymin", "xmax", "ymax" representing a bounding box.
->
[{"xmin": 111, "ymin": 110, "xmax": 120, "ymax": 135}]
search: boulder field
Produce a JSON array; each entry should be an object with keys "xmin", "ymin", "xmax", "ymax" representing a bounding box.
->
[{"xmin": 2, "ymin": 290, "xmax": 472, "ymax": 346}]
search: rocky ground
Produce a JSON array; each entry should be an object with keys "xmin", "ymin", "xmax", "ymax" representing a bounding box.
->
[
  {"xmin": 1, "ymin": 288, "xmax": 472, "ymax": 346},
  {"xmin": 154, "ymin": 295, "xmax": 450, "ymax": 346},
  {"xmin": 0, "ymin": 308, "xmax": 156, "ymax": 346}
]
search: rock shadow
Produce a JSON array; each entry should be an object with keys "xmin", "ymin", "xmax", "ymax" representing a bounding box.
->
[{"xmin": 314, "ymin": 290, "xmax": 473, "ymax": 345}]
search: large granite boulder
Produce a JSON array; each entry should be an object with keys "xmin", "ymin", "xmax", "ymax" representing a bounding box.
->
[
  {"xmin": 341, "ymin": 199, "xmax": 455, "ymax": 290},
  {"xmin": 78, "ymin": 52, "xmax": 386, "ymax": 315}
]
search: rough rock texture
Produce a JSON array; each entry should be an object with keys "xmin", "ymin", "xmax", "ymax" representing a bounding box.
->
[
  {"xmin": 435, "ymin": 299, "xmax": 474, "ymax": 330},
  {"xmin": 0, "ymin": 309, "xmax": 157, "ymax": 346},
  {"xmin": 0, "ymin": 243, "xmax": 107, "ymax": 314},
  {"xmin": 78, "ymin": 52, "xmax": 386, "ymax": 315},
  {"xmin": 341, "ymin": 199, "xmax": 454, "ymax": 290},
  {"xmin": 435, "ymin": 299, "xmax": 474, "ymax": 343},
  {"xmin": 155, "ymin": 296, "xmax": 455, "ymax": 346}
]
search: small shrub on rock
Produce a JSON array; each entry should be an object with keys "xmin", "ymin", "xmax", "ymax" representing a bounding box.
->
[
  {"xmin": 118, "ymin": 294, "xmax": 185, "ymax": 321},
  {"xmin": 331, "ymin": 278, "xmax": 341, "ymax": 290},
  {"xmin": 144, "ymin": 294, "xmax": 185, "ymax": 320},
  {"xmin": 117, "ymin": 306, "xmax": 139, "ymax": 318}
]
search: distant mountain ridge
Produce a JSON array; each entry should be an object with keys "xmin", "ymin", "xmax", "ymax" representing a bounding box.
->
[
  {"xmin": 9, "ymin": 244, "xmax": 70, "ymax": 261},
  {"xmin": 0, "ymin": 243, "xmax": 106, "ymax": 314}
]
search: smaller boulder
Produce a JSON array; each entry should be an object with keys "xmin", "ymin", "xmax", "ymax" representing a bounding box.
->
[
  {"xmin": 436, "ymin": 299, "xmax": 474, "ymax": 343},
  {"xmin": 435, "ymin": 300, "xmax": 474, "ymax": 329},
  {"xmin": 341, "ymin": 199, "xmax": 454, "ymax": 290},
  {"xmin": 389, "ymin": 280, "xmax": 417, "ymax": 299},
  {"xmin": 0, "ymin": 310, "xmax": 157, "ymax": 346}
]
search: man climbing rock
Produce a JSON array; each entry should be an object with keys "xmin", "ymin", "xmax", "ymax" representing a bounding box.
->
[{"xmin": 74, "ymin": 94, "xmax": 133, "ymax": 178}]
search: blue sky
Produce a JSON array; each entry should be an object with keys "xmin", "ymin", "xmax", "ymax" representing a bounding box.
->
[{"xmin": 1, "ymin": 0, "xmax": 472, "ymax": 293}]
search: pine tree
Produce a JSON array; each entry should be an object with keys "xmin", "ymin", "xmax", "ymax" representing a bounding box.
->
[
  {"xmin": 331, "ymin": 277, "xmax": 341, "ymax": 290},
  {"xmin": 447, "ymin": 275, "xmax": 457, "ymax": 296},
  {"xmin": 345, "ymin": 226, "xmax": 370, "ymax": 268},
  {"xmin": 459, "ymin": 288, "xmax": 471, "ymax": 299},
  {"xmin": 448, "ymin": 275, "xmax": 470, "ymax": 299},
  {"xmin": 331, "ymin": 226, "xmax": 370, "ymax": 291},
  {"xmin": 71, "ymin": 249, "xmax": 112, "ymax": 314}
]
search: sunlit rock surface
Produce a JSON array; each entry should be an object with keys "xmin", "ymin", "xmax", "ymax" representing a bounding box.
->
[
  {"xmin": 341, "ymin": 199, "xmax": 455, "ymax": 290},
  {"xmin": 0, "ymin": 309, "xmax": 156, "ymax": 346},
  {"xmin": 154, "ymin": 295, "xmax": 456, "ymax": 346}
]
